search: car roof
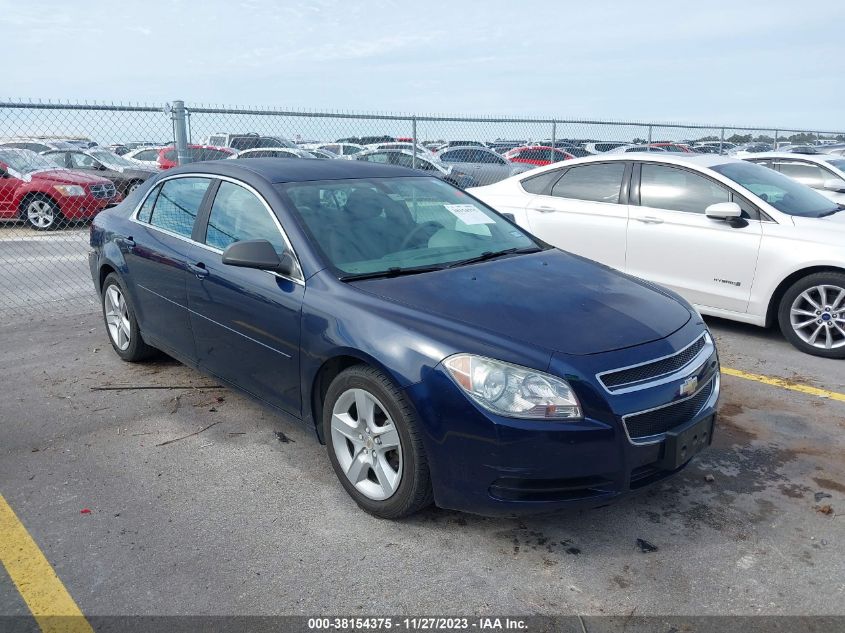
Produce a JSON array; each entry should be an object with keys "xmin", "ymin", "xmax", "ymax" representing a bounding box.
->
[
  {"xmin": 437, "ymin": 145, "xmax": 496, "ymax": 152},
  {"xmin": 163, "ymin": 157, "xmax": 420, "ymax": 183},
  {"xmin": 517, "ymin": 152, "xmax": 737, "ymax": 172},
  {"xmin": 743, "ymin": 151, "xmax": 844, "ymax": 164}
]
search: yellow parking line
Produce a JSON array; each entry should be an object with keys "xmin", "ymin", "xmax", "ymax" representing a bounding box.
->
[
  {"xmin": 0, "ymin": 494, "xmax": 94, "ymax": 633},
  {"xmin": 722, "ymin": 367, "xmax": 845, "ymax": 403}
]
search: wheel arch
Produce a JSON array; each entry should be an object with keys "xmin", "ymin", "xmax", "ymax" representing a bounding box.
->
[
  {"xmin": 98, "ymin": 262, "xmax": 119, "ymax": 292},
  {"xmin": 308, "ymin": 352, "xmax": 404, "ymax": 444},
  {"xmin": 766, "ymin": 265, "xmax": 845, "ymax": 327}
]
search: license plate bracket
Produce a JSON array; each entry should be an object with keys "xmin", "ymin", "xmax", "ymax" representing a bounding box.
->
[{"xmin": 658, "ymin": 415, "xmax": 714, "ymax": 470}]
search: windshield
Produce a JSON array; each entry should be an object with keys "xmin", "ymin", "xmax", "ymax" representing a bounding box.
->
[
  {"xmin": 0, "ymin": 148, "xmax": 61, "ymax": 174},
  {"xmin": 825, "ymin": 159, "xmax": 845, "ymax": 172},
  {"xmin": 711, "ymin": 161, "xmax": 839, "ymax": 218},
  {"xmin": 279, "ymin": 176, "xmax": 540, "ymax": 277},
  {"xmin": 88, "ymin": 150, "xmax": 137, "ymax": 170}
]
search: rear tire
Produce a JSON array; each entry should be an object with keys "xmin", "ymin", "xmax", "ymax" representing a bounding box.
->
[
  {"xmin": 778, "ymin": 272, "xmax": 845, "ymax": 358},
  {"xmin": 125, "ymin": 180, "xmax": 143, "ymax": 195},
  {"xmin": 323, "ymin": 365, "xmax": 433, "ymax": 519},
  {"xmin": 101, "ymin": 273, "xmax": 157, "ymax": 362}
]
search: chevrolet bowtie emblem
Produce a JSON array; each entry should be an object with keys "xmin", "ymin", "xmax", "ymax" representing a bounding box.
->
[{"xmin": 679, "ymin": 376, "xmax": 698, "ymax": 397}]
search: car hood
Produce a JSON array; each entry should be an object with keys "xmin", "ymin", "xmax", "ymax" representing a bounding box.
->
[
  {"xmin": 25, "ymin": 169, "xmax": 112, "ymax": 186},
  {"xmin": 793, "ymin": 212, "xmax": 845, "ymax": 228},
  {"xmin": 112, "ymin": 167, "xmax": 155, "ymax": 179},
  {"xmin": 352, "ymin": 250, "xmax": 691, "ymax": 356}
]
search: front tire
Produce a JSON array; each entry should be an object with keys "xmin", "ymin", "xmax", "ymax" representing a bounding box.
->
[
  {"xmin": 778, "ymin": 272, "xmax": 845, "ymax": 358},
  {"xmin": 101, "ymin": 273, "xmax": 156, "ymax": 362},
  {"xmin": 22, "ymin": 195, "xmax": 62, "ymax": 231},
  {"xmin": 323, "ymin": 365, "xmax": 433, "ymax": 519}
]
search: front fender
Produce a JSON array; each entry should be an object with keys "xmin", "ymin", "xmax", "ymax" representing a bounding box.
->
[{"xmin": 298, "ymin": 270, "xmax": 553, "ymax": 430}]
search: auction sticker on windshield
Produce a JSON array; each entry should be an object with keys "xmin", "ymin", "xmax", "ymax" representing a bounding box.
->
[{"xmin": 444, "ymin": 204, "xmax": 495, "ymax": 225}]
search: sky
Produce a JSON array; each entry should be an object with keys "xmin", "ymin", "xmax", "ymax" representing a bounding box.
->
[{"xmin": 2, "ymin": 0, "xmax": 844, "ymax": 131}]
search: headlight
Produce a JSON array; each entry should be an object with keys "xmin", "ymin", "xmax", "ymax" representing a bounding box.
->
[
  {"xmin": 444, "ymin": 354, "xmax": 582, "ymax": 420},
  {"xmin": 53, "ymin": 185, "xmax": 85, "ymax": 197}
]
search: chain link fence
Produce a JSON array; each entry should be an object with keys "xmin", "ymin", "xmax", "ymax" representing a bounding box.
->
[{"xmin": 1, "ymin": 99, "xmax": 843, "ymax": 317}]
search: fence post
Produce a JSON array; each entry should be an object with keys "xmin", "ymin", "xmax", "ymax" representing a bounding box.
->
[
  {"xmin": 774, "ymin": 130, "xmax": 779, "ymax": 149},
  {"xmin": 411, "ymin": 115, "xmax": 417, "ymax": 170},
  {"xmin": 647, "ymin": 125, "xmax": 652, "ymax": 152},
  {"xmin": 172, "ymin": 100, "xmax": 190, "ymax": 166},
  {"xmin": 550, "ymin": 121, "xmax": 556, "ymax": 162},
  {"xmin": 719, "ymin": 128, "xmax": 725, "ymax": 155}
]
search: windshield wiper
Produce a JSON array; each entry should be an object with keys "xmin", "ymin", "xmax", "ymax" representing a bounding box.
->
[
  {"xmin": 818, "ymin": 205, "xmax": 845, "ymax": 218},
  {"xmin": 339, "ymin": 264, "xmax": 446, "ymax": 281},
  {"xmin": 446, "ymin": 246, "xmax": 540, "ymax": 269}
]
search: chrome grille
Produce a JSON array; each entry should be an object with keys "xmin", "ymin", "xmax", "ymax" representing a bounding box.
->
[
  {"xmin": 90, "ymin": 183, "xmax": 116, "ymax": 199},
  {"xmin": 623, "ymin": 377, "xmax": 715, "ymax": 441},
  {"xmin": 599, "ymin": 334, "xmax": 708, "ymax": 392}
]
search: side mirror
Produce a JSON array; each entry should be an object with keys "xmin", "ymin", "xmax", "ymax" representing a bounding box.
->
[
  {"xmin": 705, "ymin": 202, "xmax": 742, "ymax": 220},
  {"xmin": 823, "ymin": 178, "xmax": 845, "ymax": 193},
  {"xmin": 221, "ymin": 239, "xmax": 296, "ymax": 276}
]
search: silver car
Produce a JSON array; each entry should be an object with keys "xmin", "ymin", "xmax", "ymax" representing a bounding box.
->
[{"xmin": 436, "ymin": 146, "xmax": 534, "ymax": 186}]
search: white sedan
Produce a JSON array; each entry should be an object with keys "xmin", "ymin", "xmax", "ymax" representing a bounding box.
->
[
  {"xmin": 468, "ymin": 154, "xmax": 845, "ymax": 357},
  {"xmin": 741, "ymin": 152, "xmax": 845, "ymax": 205}
]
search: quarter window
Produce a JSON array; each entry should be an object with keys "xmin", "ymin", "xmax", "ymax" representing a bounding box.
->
[
  {"xmin": 520, "ymin": 170, "xmax": 562, "ymax": 195},
  {"xmin": 551, "ymin": 163, "xmax": 626, "ymax": 204},
  {"xmin": 147, "ymin": 177, "xmax": 211, "ymax": 238},
  {"xmin": 205, "ymin": 181, "xmax": 286, "ymax": 254},
  {"xmin": 136, "ymin": 185, "xmax": 160, "ymax": 223},
  {"xmin": 639, "ymin": 164, "xmax": 729, "ymax": 213}
]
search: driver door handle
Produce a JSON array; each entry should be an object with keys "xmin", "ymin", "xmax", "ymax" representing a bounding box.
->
[
  {"xmin": 635, "ymin": 215, "xmax": 664, "ymax": 224},
  {"xmin": 188, "ymin": 262, "xmax": 209, "ymax": 279},
  {"xmin": 535, "ymin": 205, "xmax": 556, "ymax": 213}
]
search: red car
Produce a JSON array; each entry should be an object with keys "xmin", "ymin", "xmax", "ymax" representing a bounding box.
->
[
  {"xmin": 649, "ymin": 142, "xmax": 695, "ymax": 153},
  {"xmin": 0, "ymin": 148, "xmax": 119, "ymax": 230},
  {"xmin": 156, "ymin": 144, "xmax": 236, "ymax": 169},
  {"xmin": 504, "ymin": 145, "xmax": 574, "ymax": 166}
]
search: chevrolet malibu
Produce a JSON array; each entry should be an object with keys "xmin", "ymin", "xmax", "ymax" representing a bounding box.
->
[{"xmin": 89, "ymin": 159, "xmax": 719, "ymax": 518}]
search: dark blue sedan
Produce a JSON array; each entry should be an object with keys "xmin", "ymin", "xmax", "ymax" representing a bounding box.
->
[{"xmin": 89, "ymin": 158, "xmax": 720, "ymax": 518}]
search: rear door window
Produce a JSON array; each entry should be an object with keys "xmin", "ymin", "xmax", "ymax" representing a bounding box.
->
[
  {"xmin": 550, "ymin": 163, "xmax": 626, "ymax": 203},
  {"xmin": 774, "ymin": 160, "xmax": 829, "ymax": 189},
  {"xmin": 147, "ymin": 177, "xmax": 211, "ymax": 238}
]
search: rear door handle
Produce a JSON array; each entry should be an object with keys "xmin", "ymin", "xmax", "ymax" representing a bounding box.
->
[
  {"xmin": 119, "ymin": 236, "xmax": 135, "ymax": 249},
  {"xmin": 188, "ymin": 262, "xmax": 209, "ymax": 279},
  {"xmin": 535, "ymin": 205, "xmax": 556, "ymax": 213},
  {"xmin": 635, "ymin": 216, "xmax": 664, "ymax": 224}
]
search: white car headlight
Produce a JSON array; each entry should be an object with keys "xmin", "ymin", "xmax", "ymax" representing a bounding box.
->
[
  {"xmin": 444, "ymin": 354, "xmax": 582, "ymax": 420},
  {"xmin": 53, "ymin": 185, "xmax": 85, "ymax": 197}
]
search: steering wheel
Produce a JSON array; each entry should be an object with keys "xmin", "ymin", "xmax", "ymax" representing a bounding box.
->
[{"xmin": 399, "ymin": 221, "xmax": 443, "ymax": 251}]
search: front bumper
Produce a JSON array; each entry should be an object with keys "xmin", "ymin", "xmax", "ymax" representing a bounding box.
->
[
  {"xmin": 404, "ymin": 322, "xmax": 720, "ymax": 516},
  {"xmin": 59, "ymin": 193, "xmax": 120, "ymax": 220}
]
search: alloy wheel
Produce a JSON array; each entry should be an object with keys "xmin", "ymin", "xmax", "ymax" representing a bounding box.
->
[
  {"xmin": 26, "ymin": 199, "xmax": 56, "ymax": 229},
  {"xmin": 104, "ymin": 285, "xmax": 132, "ymax": 351},
  {"xmin": 330, "ymin": 388, "xmax": 403, "ymax": 501},
  {"xmin": 790, "ymin": 284, "xmax": 845, "ymax": 350}
]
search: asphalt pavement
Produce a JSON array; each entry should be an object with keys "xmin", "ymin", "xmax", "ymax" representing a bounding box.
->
[{"xmin": 1, "ymin": 222, "xmax": 844, "ymax": 623}]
